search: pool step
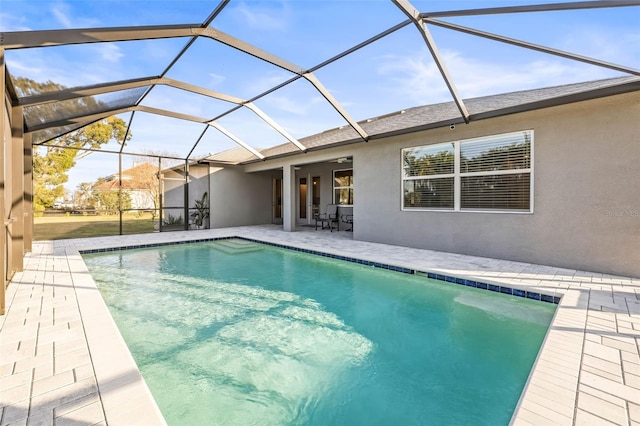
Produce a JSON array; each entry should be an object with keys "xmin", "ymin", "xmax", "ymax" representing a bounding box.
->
[{"xmin": 211, "ymin": 239, "xmax": 264, "ymax": 255}]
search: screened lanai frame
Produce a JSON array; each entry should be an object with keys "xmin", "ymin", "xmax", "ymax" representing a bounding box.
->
[
  {"xmin": 4, "ymin": 0, "xmax": 639, "ymax": 166},
  {"xmin": 2, "ymin": 0, "xmax": 640, "ymax": 230}
]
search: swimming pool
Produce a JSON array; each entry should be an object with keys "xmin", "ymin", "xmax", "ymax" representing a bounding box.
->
[{"xmin": 83, "ymin": 238, "xmax": 555, "ymax": 425}]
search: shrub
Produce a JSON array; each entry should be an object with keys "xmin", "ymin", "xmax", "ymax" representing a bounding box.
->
[{"xmin": 162, "ymin": 214, "xmax": 183, "ymax": 225}]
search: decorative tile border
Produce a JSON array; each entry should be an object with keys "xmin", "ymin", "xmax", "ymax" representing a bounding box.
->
[
  {"xmin": 418, "ymin": 271, "xmax": 560, "ymax": 304},
  {"xmin": 80, "ymin": 236, "xmax": 560, "ymax": 305},
  {"xmin": 238, "ymin": 237, "xmax": 416, "ymax": 274},
  {"xmin": 78, "ymin": 237, "xmax": 227, "ymax": 253}
]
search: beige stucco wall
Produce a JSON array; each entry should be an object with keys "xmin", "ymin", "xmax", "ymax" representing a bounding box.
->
[
  {"xmin": 209, "ymin": 167, "xmax": 274, "ymax": 228},
  {"xmin": 354, "ymin": 93, "xmax": 639, "ymax": 278},
  {"xmin": 235, "ymin": 92, "xmax": 640, "ymax": 277}
]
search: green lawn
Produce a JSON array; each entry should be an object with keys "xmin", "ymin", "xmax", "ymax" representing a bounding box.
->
[{"xmin": 34, "ymin": 214, "xmax": 161, "ymax": 240}]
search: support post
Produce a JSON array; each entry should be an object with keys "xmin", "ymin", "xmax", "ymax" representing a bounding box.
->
[
  {"xmin": 118, "ymin": 154, "xmax": 123, "ymax": 235},
  {"xmin": 282, "ymin": 164, "xmax": 296, "ymax": 232},
  {"xmin": 10, "ymin": 105, "xmax": 24, "ymax": 273},
  {"xmin": 1, "ymin": 47, "xmax": 6, "ymax": 314},
  {"xmin": 4, "ymin": 73, "xmax": 14, "ymax": 283},
  {"xmin": 23, "ymin": 133, "xmax": 33, "ymax": 252},
  {"xmin": 184, "ymin": 159, "xmax": 189, "ymax": 230}
]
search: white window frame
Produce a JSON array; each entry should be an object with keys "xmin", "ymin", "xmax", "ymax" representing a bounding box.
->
[
  {"xmin": 333, "ymin": 168, "xmax": 353, "ymax": 206},
  {"xmin": 401, "ymin": 130, "xmax": 534, "ymax": 214}
]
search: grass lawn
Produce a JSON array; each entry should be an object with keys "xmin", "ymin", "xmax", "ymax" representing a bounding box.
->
[{"xmin": 34, "ymin": 213, "xmax": 165, "ymax": 240}]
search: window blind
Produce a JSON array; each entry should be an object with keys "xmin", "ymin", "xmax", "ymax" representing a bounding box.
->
[{"xmin": 401, "ymin": 131, "xmax": 533, "ymax": 212}]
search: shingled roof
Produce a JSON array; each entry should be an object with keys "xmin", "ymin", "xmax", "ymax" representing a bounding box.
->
[
  {"xmin": 203, "ymin": 76, "xmax": 640, "ymax": 165},
  {"xmin": 93, "ymin": 162, "xmax": 158, "ymax": 191}
]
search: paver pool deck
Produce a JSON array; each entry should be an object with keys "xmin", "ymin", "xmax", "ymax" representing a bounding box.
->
[{"xmin": 1, "ymin": 225, "xmax": 639, "ymax": 425}]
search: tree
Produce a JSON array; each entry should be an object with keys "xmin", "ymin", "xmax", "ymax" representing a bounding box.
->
[
  {"xmin": 74, "ymin": 182, "xmax": 95, "ymax": 209},
  {"xmin": 14, "ymin": 77, "xmax": 131, "ymax": 211},
  {"xmin": 92, "ymin": 190, "xmax": 132, "ymax": 214}
]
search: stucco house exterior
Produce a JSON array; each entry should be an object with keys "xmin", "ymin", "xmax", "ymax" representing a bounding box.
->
[
  {"xmin": 182, "ymin": 76, "xmax": 640, "ymax": 278},
  {"xmin": 92, "ymin": 162, "xmax": 159, "ymax": 211}
]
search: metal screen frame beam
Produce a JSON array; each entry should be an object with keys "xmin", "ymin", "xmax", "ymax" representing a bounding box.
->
[
  {"xmin": 47, "ymin": 105, "xmax": 269, "ymax": 161},
  {"xmin": 308, "ymin": 20, "xmax": 412, "ymax": 73},
  {"xmin": 162, "ymin": 78, "xmax": 244, "ymax": 104},
  {"xmin": 7, "ymin": 0, "xmax": 639, "ymax": 161},
  {"xmin": 134, "ymin": 0, "xmax": 231, "ymax": 147},
  {"xmin": 207, "ymin": 122, "xmax": 265, "ymax": 160},
  {"xmin": 0, "ymin": 24, "xmax": 201, "ymax": 49},
  {"xmin": 36, "ymin": 143, "xmax": 186, "ymax": 161},
  {"xmin": 0, "ymin": 24, "xmax": 305, "ymax": 77},
  {"xmin": 136, "ymin": 105, "xmax": 207, "ymax": 123},
  {"xmin": 198, "ymin": 27, "xmax": 304, "ymax": 75},
  {"xmin": 392, "ymin": 0, "xmax": 470, "ymax": 123},
  {"xmin": 420, "ymin": 1, "xmax": 640, "ymax": 18},
  {"xmin": 19, "ymin": 78, "xmax": 299, "ymax": 155},
  {"xmin": 425, "ymin": 19, "xmax": 640, "ymax": 77},
  {"xmin": 302, "ymin": 73, "xmax": 369, "ymax": 140},
  {"xmin": 15, "ymin": 76, "xmax": 158, "ymax": 107},
  {"xmin": 185, "ymin": 126, "xmax": 211, "ymax": 160},
  {"xmin": 16, "ymin": 76, "xmax": 245, "ymax": 107},
  {"xmin": 208, "ymin": 20, "xmax": 417, "ymax": 144},
  {"xmin": 118, "ymin": 111, "xmax": 135, "ymax": 154},
  {"xmin": 27, "ymin": 107, "xmax": 133, "ymax": 133},
  {"xmin": 243, "ymin": 103, "xmax": 307, "ymax": 152},
  {"xmin": 4, "ymin": 22, "xmax": 371, "ymax": 145}
]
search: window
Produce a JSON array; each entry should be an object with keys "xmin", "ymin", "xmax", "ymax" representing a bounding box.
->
[
  {"xmin": 402, "ymin": 143, "xmax": 455, "ymax": 209},
  {"xmin": 333, "ymin": 169, "xmax": 353, "ymax": 205},
  {"xmin": 402, "ymin": 131, "xmax": 533, "ymax": 212}
]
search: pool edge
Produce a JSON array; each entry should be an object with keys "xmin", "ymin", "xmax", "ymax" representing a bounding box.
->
[
  {"xmin": 4, "ymin": 226, "xmax": 637, "ymax": 425},
  {"xmin": 80, "ymin": 234, "xmax": 566, "ymax": 424},
  {"xmin": 67, "ymin": 247, "xmax": 168, "ymax": 425}
]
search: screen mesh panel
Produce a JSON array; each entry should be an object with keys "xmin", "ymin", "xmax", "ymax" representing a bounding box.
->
[{"xmin": 23, "ymin": 87, "xmax": 149, "ymax": 130}]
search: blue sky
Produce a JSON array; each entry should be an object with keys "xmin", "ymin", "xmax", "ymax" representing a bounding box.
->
[{"xmin": 2, "ymin": 0, "xmax": 639, "ymax": 192}]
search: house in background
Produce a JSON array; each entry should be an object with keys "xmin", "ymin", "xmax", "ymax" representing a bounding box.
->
[
  {"xmin": 92, "ymin": 162, "xmax": 159, "ymax": 211},
  {"xmin": 186, "ymin": 76, "xmax": 640, "ymax": 278}
]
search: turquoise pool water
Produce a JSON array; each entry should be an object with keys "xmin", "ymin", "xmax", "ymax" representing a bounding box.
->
[{"xmin": 83, "ymin": 239, "xmax": 555, "ymax": 426}]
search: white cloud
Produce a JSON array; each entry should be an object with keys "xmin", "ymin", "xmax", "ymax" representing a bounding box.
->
[
  {"xmin": 93, "ymin": 43, "xmax": 124, "ymax": 63},
  {"xmin": 233, "ymin": 1, "xmax": 289, "ymax": 31},
  {"xmin": 7, "ymin": 44, "xmax": 125, "ymax": 88},
  {"xmin": 208, "ymin": 73, "xmax": 226, "ymax": 87},
  {"xmin": 376, "ymin": 51, "xmax": 454, "ymax": 105},
  {"xmin": 558, "ymin": 25, "xmax": 640, "ymax": 66},
  {"xmin": 243, "ymin": 71, "xmax": 293, "ymax": 96},
  {"xmin": 0, "ymin": 12, "xmax": 32, "ymax": 31},
  {"xmin": 377, "ymin": 47, "xmax": 619, "ymax": 106},
  {"xmin": 51, "ymin": 3, "xmax": 73, "ymax": 28},
  {"xmin": 264, "ymin": 94, "xmax": 324, "ymax": 116},
  {"xmin": 51, "ymin": 1, "xmax": 100, "ymax": 29},
  {"xmin": 6, "ymin": 56, "xmax": 77, "ymax": 88}
]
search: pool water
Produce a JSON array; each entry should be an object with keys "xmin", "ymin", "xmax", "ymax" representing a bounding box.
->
[{"xmin": 83, "ymin": 239, "xmax": 555, "ymax": 426}]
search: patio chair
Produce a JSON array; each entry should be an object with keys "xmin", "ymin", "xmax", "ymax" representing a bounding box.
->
[
  {"xmin": 315, "ymin": 204, "xmax": 339, "ymax": 232},
  {"xmin": 341, "ymin": 214, "xmax": 353, "ymax": 232}
]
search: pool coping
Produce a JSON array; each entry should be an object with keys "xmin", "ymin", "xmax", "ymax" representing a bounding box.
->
[
  {"xmin": 79, "ymin": 235, "xmax": 563, "ymax": 305},
  {"xmin": 1, "ymin": 225, "xmax": 639, "ymax": 425}
]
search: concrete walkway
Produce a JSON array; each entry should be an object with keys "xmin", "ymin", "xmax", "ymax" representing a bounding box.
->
[{"xmin": 1, "ymin": 226, "xmax": 638, "ymax": 425}]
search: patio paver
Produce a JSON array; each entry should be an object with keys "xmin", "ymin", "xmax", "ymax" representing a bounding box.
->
[{"xmin": 1, "ymin": 225, "xmax": 638, "ymax": 425}]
